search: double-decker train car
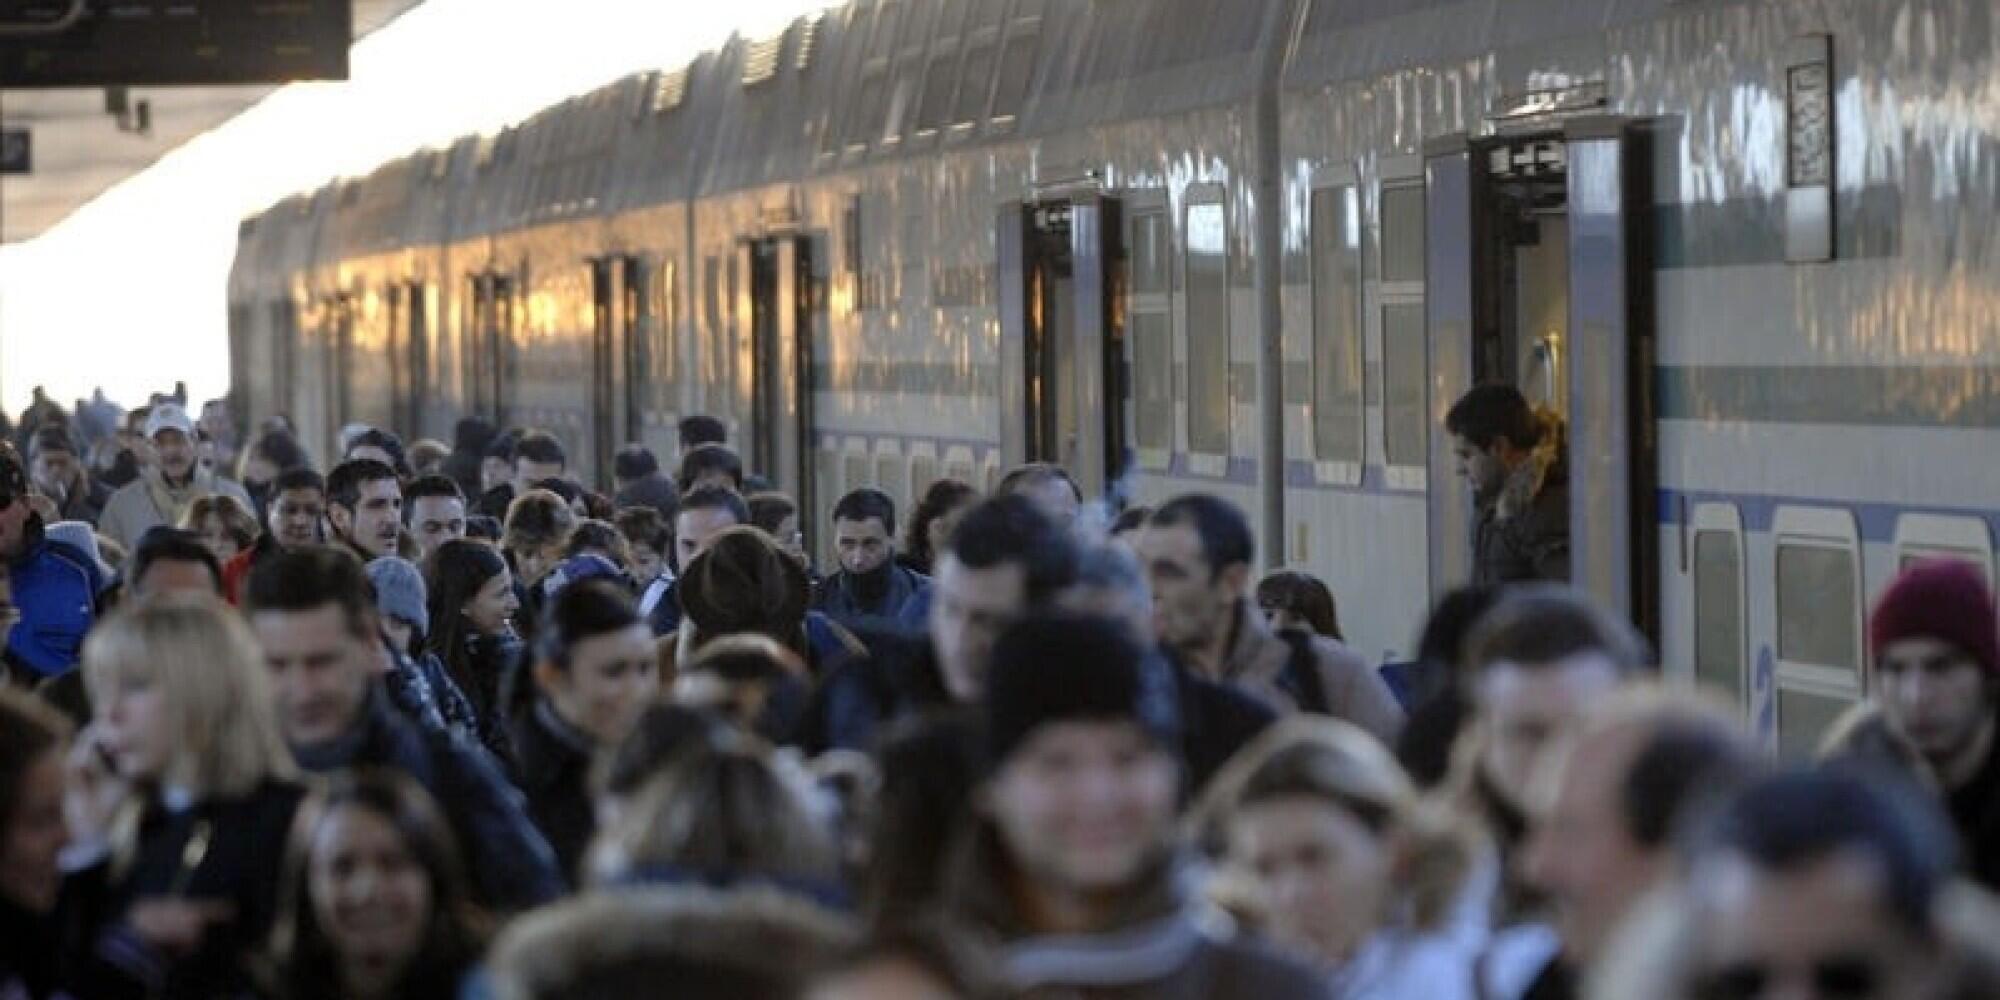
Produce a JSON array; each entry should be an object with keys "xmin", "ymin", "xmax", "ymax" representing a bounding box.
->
[{"xmin": 230, "ymin": 0, "xmax": 2000, "ymax": 756}]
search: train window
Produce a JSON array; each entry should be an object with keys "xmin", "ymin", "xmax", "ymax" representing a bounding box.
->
[
  {"xmin": 1693, "ymin": 526, "xmax": 1747, "ymax": 707},
  {"xmin": 991, "ymin": 31, "xmax": 1037, "ymax": 123},
  {"xmin": 1776, "ymin": 543, "xmax": 1860, "ymax": 673},
  {"xmin": 911, "ymin": 454, "xmax": 939, "ymax": 498},
  {"xmin": 954, "ymin": 38, "xmax": 997, "ymax": 125},
  {"xmin": 1381, "ymin": 302, "xmax": 1427, "ymax": 467},
  {"xmin": 1777, "ymin": 688, "xmax": 1851, "ymax": 761},
  {"xmin": 1310, "ymin": 184, "xmax": 1364, "ymax": 465},
  {"xmin": 916, "ymin": 47, "xmax": 962, "ymax": 133},
  {"xmin": 658, "ymin": 258, "xmax": 680, "ymax": 387},
  {"xmin": 876, "ymin": 453, "xmax": 907, "ymax": 506},
  {"xmin": 1184, "ymin": 196, "xmax": 1231, "ymax": 455},
  {"xmin": 1128, "ymin": 207, "xmax": 1173, "ymax": 452},
  {"xmin": 844, "ymin": 452, "xmax": 871, "ymax": 491},
  {"xmin": 1892, "ymin": 513, "xmax": 1995, "ymax": 583},
  {"xmin": 1381, "ymin": 183, "xmax": 1427, "ymax": 284}
]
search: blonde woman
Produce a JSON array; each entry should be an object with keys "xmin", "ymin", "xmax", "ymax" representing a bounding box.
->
[
  {"xmin": 70, "ymin": 597, "xmax": 305, "ymax": 999},
  {"xmin": 1197, "ymin": 716, "xmax": 1487, "ymax": 1000}
]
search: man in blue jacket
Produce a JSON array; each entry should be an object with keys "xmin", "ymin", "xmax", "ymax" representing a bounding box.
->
[{"xmin": 1, "ymin": 444, "xmax": 103, "ymax": 686}]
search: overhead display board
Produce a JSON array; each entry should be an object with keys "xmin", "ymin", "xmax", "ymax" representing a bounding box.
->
[{"xmin": 0, "ymin": 1, "xmax": 352, "ymax": 87}]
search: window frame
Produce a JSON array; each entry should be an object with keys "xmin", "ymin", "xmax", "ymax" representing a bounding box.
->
[
  {"xmin": 1891, "ymin": 513, "xmax": 1995, "ymax": 583},
  {"xmin": 1376, "ymin": 159, "xmax": 1428, "ymax": 488},
  {"xmin": 1689, "ymin": 502, "xmax": 1749, "ymax": 713},
  {"xmin": 1771, "ymin": 505, "xmax": 1865, "ymax": 757},
  {"xmin": 1124, "ymin": 190, "xmax": 1174, "ymax": 470},
  {"xmin": 1308, "ymin": 165, "xmax": 1366, "ymax": 484},
  {"xmin": 1181, "ymin": 183, "xmax": 1233, "ymax": 464}
]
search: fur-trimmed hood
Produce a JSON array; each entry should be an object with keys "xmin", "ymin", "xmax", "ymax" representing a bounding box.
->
[{"xmin": 1493, "ymin": 408, "xmax": 1566, "ymax": 524}]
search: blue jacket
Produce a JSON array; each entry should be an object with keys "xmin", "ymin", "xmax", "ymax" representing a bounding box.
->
[{"xmin": 5, "ymin": 516, "xmax": 104, "ymax": 678}]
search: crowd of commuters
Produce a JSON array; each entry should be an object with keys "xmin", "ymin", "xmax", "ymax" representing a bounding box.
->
[{"xmin": 2, "ymin": 384, "xmax": 1997, "ymax": 1000}]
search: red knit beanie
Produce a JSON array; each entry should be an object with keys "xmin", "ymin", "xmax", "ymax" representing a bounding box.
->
[{"xmin": 1869, "ymin": 560, "xmax": 1999, "ymax": 676}]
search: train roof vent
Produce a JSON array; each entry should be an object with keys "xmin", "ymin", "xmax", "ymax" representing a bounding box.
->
[
  {"xmin": 653, "ymin": 68, "xmax": 691, "ymax": 113},
  {"xmin": 474, "ymin": 134, "xmax": 499, "ymax": 170},
  {"xmin": 795, "ymin": 14, "xmax": 822, "ymax": 72},
  {"xmin": 743, "ymin": 32, "xmax": 785, "ymax": 86}
]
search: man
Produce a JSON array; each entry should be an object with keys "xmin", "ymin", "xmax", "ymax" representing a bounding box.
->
[
  {"xmin": 1498, "ymin": 689, "xmax": 1763, "ymax": 1000},
  {"xmin": 197, "ymin": 398, "xmax": 238, "ymax": 473},
  {"xmin": 28, "ymin": 426, "xmax": 111, "ymax": 525},
  {"xmin": 127, "ymin": 527, "xmax": 223, "ymax": 598},
  {"xmin": 944, "ymin": 613, "xmax": 1330, "ymax": 999},
  {"xmin": 644, "ymin": 485, "xmax": 749, "ymax": 636},
  {"xmin": 442, "ymin": 416, "xmax": 498, "ymax": 501},
  {"xmin": 97, "ymin": 402, "xmax": 254, "ymax": 550},
  {"xmin": 222, "ymin": 466, "xmax": 324, "ymax": 604},
  {"xmin": 1138, "ymin": 494, "xmax": 1402, "ymax": 742},
  {"xmin": 345, "ymin": 426, "xmax": 411, "ymax": 479},
  {"xmin": 1456, "ymin": 584, "xmax": 1648, "ymax": 920},
  {"xmin": 0, "ymin": 445, "xmax": 102, "ymax": 684},
  {"xmin": 245, "ymin": 546, "xmax": 565, "ymax": 909},
  {"xmin": 799, "ymin": 494, "xmax": 1077, "ymax": 754},
  {"xmin": 1649, "ymin": 768, "xmax": 1993, "ymax": 1000},
  {"xmin": 816, "ymin": 488, "xmax": 931, "ymax": 627},
  {"xmin": 1058, "ymin": 544, "xmax": 1276, "ymax": 792},
  {"xmin": 481, "ymin": 430, "xmax": 518, "ymax": 496},
  {"xmin": 477, "ymin": 429, "xmax": 566, "ymax": 519},
  {"xmin": 325, "ymin": 458, "xmax": 404, "ymax": 562},
  {"xmin": 1868, "ymin": 559, "xmax": 2000, "ymax": 891},
  {"xmin": 405, "ymin": 473, "xmax": 469, "ymax": 559},
  {"xmin": 677, "ymin": 414, "xmax": 727, "ymax": 455},
  {"xmin": 677, "ymin": 442, "xmax": 744, "ymax": 493},
  {"xmin": 1445, "ymin": 384, "xmax": 1568, "ymax": 584},
  {"xmin": 612, "ymin": 443, "xmax": 678, "ymax": 518},
  {"xmin": 996, "ymin": 461, "xmax": 1082, "ymax": 531}
]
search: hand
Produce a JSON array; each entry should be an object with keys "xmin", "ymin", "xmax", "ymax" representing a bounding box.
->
[
  {"xmin": 126, "ymin": 898, "xmax": 235, "ymax": 957},
  {"xmin": 64, "ymin": 725, "xmax": 131, "ymax": 844}
]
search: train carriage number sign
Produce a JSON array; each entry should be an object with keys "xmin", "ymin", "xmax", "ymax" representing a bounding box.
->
[{"xmin": 0, "ymin": 0, "xmax": 351, "ymax": 88}]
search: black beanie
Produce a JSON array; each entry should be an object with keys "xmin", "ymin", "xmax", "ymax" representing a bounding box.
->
[{"xmin": 984, "ymin": 613, "xmax": 1182, "ymax": 770}]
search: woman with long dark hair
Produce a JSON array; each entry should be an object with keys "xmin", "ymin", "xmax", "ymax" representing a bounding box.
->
[
  {"xmin": 899, "ymin": 479, "xmax": 978, "ymax": 577},
  {"xmin": 265, "ymin": 770, "xmax": 489, "ymax": 1000},
  {"xmin": 424, "ymin": 538, "xmax": 523, "ymax": 771}
]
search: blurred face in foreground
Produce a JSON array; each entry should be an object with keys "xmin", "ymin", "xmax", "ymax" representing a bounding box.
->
[{"xmin": 987, "ymin": 720, "xmax": 1177, "ymax": 904}]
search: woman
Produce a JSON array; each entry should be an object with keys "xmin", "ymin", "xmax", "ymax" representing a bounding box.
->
[
  {"xmin": 74, "ymin": 597, "xmax": 305, "ymax": 999},
  {"xmin": 900, "ymin": 479, "xmax": 978, "ymax": 577},
  {"xmin": 424, "ymin": 538, "xmax": 524, "ymax": 771},
  {"xmin": 1, "ymin": 688, "xmax": 72, "ymax": 999},
  {"xmin": 585, "ymin": 740, "xmax": 842, "ymax": 908},
  {"xmin": 513, "ymin": 580, "xmax": 660, "ymax": 881},
  {"xmin": 1197, "ymin": 716, "xmax": 1486, "ymax": 999},
  {"xmin": 235, "ymin": 431, "xmax": 311, "ymax": 520},
  {"xmin": 265, "ymin": 770, "xmax": 489, "ymax": 1000},
  {"xmin": 1255, "ymin": 570, "xmax": 1344, "ymax": 642},
  {"xmin": 182, "ymin": 493, "xmax": 259, "ymax": 566}
]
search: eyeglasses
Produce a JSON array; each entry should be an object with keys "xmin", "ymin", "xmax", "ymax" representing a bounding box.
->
[{"xmin": 1694, "ymin": 955, "xmax": 1886, "ymax": 1000}]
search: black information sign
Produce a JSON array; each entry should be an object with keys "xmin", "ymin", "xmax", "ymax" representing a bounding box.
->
[
  {"xmin": 0, "ymin": 1, "xmax": 352, "ymax": 87},
  {"xmin": 0, "ymin": 127, "xmax": 28, "ymax": 172}
]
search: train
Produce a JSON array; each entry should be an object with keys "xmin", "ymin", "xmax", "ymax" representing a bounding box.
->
[{"xmin": 229, "ymin": 0, "xmax": 2000, "ymax": 757}]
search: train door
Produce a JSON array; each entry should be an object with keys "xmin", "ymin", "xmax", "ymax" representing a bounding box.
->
[
  {"xmin": 589, "ymin": 258, "xmax": 625, "ymax": 489},
  {"xmin": 1424, "ymin": 119, "xmax": 1656, "ymax": 633},
  {"xmin": 467, "ymin": 272, "xmax": 516, "ymax": 428},
  {"xmin": 405, "ymin": 282, "xmax": 430, "ymax": 438},
  {"xmin": 997, "ymin": 194, "xmax": 1127, "ymax": 501},
  {"xmin": 620, "ymin": 257, "xmax": 649, "ymax": 444},
  {"xmin": 743, "ymin": 235, "xmax": 817, "ymax": 516},
  {"xmin": 328, "ymin": 292, "xmax": 355, "ymax": 449}
]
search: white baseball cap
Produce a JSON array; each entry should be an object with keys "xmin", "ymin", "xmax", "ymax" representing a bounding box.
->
[{"xmin": 144, "ymin": 403, "xmax": 196, "ymax": 440}]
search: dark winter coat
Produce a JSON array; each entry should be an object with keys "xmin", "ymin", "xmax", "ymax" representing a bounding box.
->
[
  {"xmin": 291, "ymin": 685, "xmax": 565, "ymax": 909},
  {"xmin": 814, "ymin": 564, "xmax": 932, "ymax": 628},
  {"xmin": 1948, "ymin": 720, "xmax": 2000, "ymax": 893},
  {"xmin": 514, "ymin": 699, "xmax": 599, "ymax": 885},
  {"xmin": 63, "ymin": 779, "xmax": 305, "ymax": 1000},
  {"xmin": 1470, "ymin": 415, "xmax": 1570, "ymax": 586}
]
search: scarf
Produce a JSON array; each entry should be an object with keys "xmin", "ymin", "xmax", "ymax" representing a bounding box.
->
[{"xmin": 141, "ymin": 466, "xmax": 216, "ymax": 528}]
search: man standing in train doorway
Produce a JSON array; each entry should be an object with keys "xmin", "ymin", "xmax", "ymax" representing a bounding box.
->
[{"xmin": 1446, "ymin": 384, "xmax": 1570, "ymax": 585}]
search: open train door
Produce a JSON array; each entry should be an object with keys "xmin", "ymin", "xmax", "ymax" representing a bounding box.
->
[
  {"xmin": 997, "ymin": 195, "xmax": 1128, "ymax": 502},
  {"xmin": 1423, "ymin": 119, "xmax": 1656, "ymax": 633},
  {"xmin": 745, "ymin": 235, "xmax": 816, "ymax": 521},
  {"xmin": 588, "ymin": 258, "xmax": 627, "ymax": 489}
]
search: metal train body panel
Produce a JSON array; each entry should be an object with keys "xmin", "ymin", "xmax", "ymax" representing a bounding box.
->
[{"xmin": 232, "ymin": 0, "xmax": 2000, "ymax": 755}]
